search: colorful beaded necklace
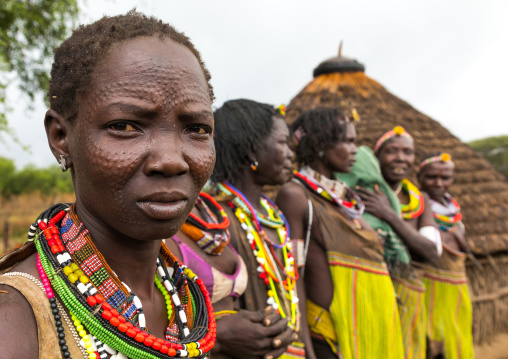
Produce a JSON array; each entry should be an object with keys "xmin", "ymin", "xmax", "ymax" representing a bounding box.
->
[
  {"xmin": 215, "ymin": 182, "xmax": 300, "ymax": 331},
  {"xmin": 399, "ymin": 179, "xmax": 425, "ymax": 220},
  {"xmin": 181, "ymin": 192, "xmax": 231, "ymax": 255},
  {"xmin": 216, "ymin": 182, "xmax": 286, "ymax": 230},
  {"xmin": 430, "ymin": 193, "xmax": 462, "ymax": 231},
  {"xmin": 293, "ymin": 169, "xmax": 365, "ymax": 220},
  {"xmin": 30, "ymin": 203, "xmax": 216, "ymax": 359},
  {"xmin": 216, "ymin": 181, "xmax": 290, "ymax": 248}
]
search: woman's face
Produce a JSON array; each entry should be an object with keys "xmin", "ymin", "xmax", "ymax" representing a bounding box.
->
[
  {"xmin": 253, "ymin": 117, "xmax": 293, "ymax": 186},
  {"xmin": 419, "ymin": 162, "xmax": 454, "ymax": 201},
  {"xmin": 323, "ymin": 122, "xmax": 357, "ymax": 173},
  {"xmin": 66, "ymin": 36, "xmax": 215, "ymax": 241},
  {"xmin": 377, "ymin": 136, "xmax": 415, "ymax": 185}
]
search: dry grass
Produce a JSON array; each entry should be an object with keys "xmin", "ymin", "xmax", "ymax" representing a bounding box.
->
[{"xmin": 0, "ymin": 192, "xmax": 75, "ymax": 255}]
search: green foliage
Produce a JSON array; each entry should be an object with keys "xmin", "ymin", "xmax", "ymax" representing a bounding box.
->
[
  {"xmin": 0, "ymin": 156, "xmax": 73, "ymax": 198},
  {"xmin": 469, "ymin": 136, "xmax": 508, "ymax": 178},
  {"xmin": 0, "ymin": 0, "xmax": 79, "ymax": 139}
]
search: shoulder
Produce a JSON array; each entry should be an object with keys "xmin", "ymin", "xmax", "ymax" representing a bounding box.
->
[
  {"xmin": 0, "ymin": 277, "xmax": 38, "ymax": 358},
  {"xmin": 276, "ymin": 181, "xmax": 308, "ymax": 209}
]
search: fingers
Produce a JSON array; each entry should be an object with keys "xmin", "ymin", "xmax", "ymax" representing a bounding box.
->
[
  {"xmin": 242, "ymin": 307, "xmax": 276, "ymax": 324},
  {"xmin": 374, "ymin": 184, "xmax": 382, "ymax": 194},
  {"xmin": 263, "ymin": 316, "xmax": 289, "ymax": 337},
  {"xmin": 264, "ymin": 327, "xmax": 295, "ymax": 359},
  {"xmin": 263, "ymin": 307, "xmax": 283, "ymax": 327},
  {"xmin": 355, "ymin": 187, "xmax": 374, "ymax": 199}
]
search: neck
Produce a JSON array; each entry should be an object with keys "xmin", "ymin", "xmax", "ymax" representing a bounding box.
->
[
  {"xmin": 386, "ymin": 179, "xmax": 402, "ymax": 192},
  {"xmin": 74, "ymin": 202, "xmax": 159, "ymax": 300},
  {"xmin": 229, "ymin": 170, "xmax": 264, "ymax": 212},
  {"xmin": 309, "ymin": 160, "xmax": 333, "ymax": 179}
]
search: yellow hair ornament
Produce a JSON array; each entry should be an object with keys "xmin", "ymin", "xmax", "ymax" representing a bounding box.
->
[
  {"xmin": 419, "ymin": 152, "xmax": 454, "ymax": 169},
  {"xmin": 393, "ymin": 126, "xmax": 405, "ymax": 136},
  {"xmin": 278, "ymin": 104, "xmax": 286, "ymax": 116},
  {"xmin": 374, "ymin": 125, "xmax": 414, "ymax": 153}
]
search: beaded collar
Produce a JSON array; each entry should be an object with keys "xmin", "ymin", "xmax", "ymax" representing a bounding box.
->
[
  {"xmin": 216, "ymin": 181, "xmax": 290, "ymax": 249},
  {"xmin": 294, "ymin": 167, "xmax": 365, "ymax": 220},
  {"xmin": 214, "ymin": 183, "xmax": 300, "ymax": 333},
  {"xmin": 30, "ymin": 203, "xmax": 216, "ymax": 359},
  {"xmin": 399, "ymin": 179, "xmax": 425, "ymax": 220},
  {"xmin": 181, "ymin": 192, "xmax": 231, "ymax": 255},
  {"xmin": 430, "ymin": 193, "xmax": 462, "ymax": 231}
]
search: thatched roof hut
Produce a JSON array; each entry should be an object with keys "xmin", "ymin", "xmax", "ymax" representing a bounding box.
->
[{"xmin": 286, "ymin": 48, "xmax": 508, "ymax": 348}]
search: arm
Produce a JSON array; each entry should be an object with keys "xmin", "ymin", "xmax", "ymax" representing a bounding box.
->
[
  {"xmin": 0, "ymin": 284, "xmax": 38, "ymax": 359},
  {"xmin": 357, "ymin": 187, "xmax": 440, "ymax": 266},
  {"xmin": 276, "ymin": 183, "xmax": 318, "ymax": 359}
]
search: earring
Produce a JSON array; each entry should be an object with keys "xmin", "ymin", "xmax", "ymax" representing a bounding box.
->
[
  {"xmin": 59, "ymin": 154, "xmax": 67, "ymax": 172},
  {"xmin": 318, "ymin": 151, "xmax": 324, "ymax": 158},
  {"xmin": 250, "ymin": 160, "xmax": 259, "ymax": 171}
]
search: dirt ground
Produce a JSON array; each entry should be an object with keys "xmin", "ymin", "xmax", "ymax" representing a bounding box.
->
[{"xmin": 475, "ymin": 333, "xmax": 508, "ymax": 358}]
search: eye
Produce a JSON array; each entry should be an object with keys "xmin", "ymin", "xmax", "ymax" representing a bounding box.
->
[
  {"xmin": 187, "ymin": 124, "xmax": 212, "ymax": 135},
  {"xmin": 109, "ymin": 122, "xmax": 137, "ymax": 131}
]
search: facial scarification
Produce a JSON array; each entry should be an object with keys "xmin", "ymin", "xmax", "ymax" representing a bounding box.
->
[{"xmin": 69, "ymin": 37, "xmax": 215, "ymax": 240}]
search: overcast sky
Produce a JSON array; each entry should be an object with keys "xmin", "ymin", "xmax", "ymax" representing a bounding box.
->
[{"xmin": 1, "ymin": 0, "xmax": 507, "ymax": 168}]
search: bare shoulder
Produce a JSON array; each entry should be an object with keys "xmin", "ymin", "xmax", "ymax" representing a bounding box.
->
[
  {"xmin": 276, "ymin": 181, "xmax": 308, "ymax": 213},
  {"xmin": 420, "ymin": 191, "xmax": 436, "ymax": 228},
  {"xmin": 0, "ymin": 282, "xmax": 38, "ymax": 358}
]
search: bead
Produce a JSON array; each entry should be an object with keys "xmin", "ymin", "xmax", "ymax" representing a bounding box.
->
[
  {"xmin": 87, "ymin": 296, "xmax": 97, "ymax": 306},
  {"xmin": 101, "ymin": 310, "xmax": 112, "ymax": 321},
  {"xmin": 152, "ymin": 341, "xmax": 162, "ymax": 350},
  {"xmin": 117, "ymin": 323, "xmax": 128, "ymax": 332},
  {"xmin": 126, "ymin": 329, "xmax": 136, "ymax": 338},
  {"xmin": 63, "ymin": 351, "xmax": 70, "ymax": 358},
  {"xmin": 109, "ymin": 317, "xmax": 120, "ymax": 326}
]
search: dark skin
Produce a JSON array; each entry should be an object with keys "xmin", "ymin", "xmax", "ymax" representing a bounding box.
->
[
  {"xmin": 0, "ymin": 36, "xmax": 215, "ymax": 358},
  {"xmin": 418, "ymin": 162, "xmax": 468, "ymax": 253},
  {"xmin": 214, "ymin": 117, "xmax": 304, "ymax": 359},
  {"xmin": 276, "ymin": 123, "xmax": 372, "ymax": 359},
  {"xmin": 355, "ymin": 136, "xmax": 439, "ymax": 266}
]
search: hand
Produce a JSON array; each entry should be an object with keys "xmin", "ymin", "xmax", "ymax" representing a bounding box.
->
[
  {"xmin": 215, "ymin": 307, "xmax": 295, "ymax": 359},
  {"xmin": 356, "ymin": 185, "xmax": 395, "ymax": 221}
]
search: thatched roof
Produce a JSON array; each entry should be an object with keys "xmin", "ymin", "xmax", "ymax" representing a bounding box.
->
[{"xmin": 286, "ymin": 50, "xmax": 508, "ymax": 256}]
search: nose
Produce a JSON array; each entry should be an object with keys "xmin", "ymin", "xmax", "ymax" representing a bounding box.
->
[
  {"xmin": 286, "ymin": 144, "xmax": 294, "ymax": 159},
  {"xmin": 143, "ymin": 132, "xmax": 189, "ymax": 177},
  {"xmin": 435, "ymin": 177, "xmax": 444, "ymax": 187},
  {"xmin": 351, "ymin": 143, "xmax": 358, "ymax": 156}
]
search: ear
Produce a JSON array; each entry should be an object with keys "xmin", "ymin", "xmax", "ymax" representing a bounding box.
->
[{"xmin": 44, "ymin": 109, "xmax": 73, "ymax": 169}]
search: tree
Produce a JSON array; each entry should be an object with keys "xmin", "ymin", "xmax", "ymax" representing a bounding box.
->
[{"xmin": 0, "ymin": 0, "xmax": 79, "ymax": 141}]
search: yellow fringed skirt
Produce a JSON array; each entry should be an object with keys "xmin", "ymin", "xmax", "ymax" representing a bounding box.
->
[
  {"xmin": 391, "ymin": 276, "xmax": 427, "ymax": 359},
  {"xmin": 423, "ymin": 267, "xmax": 474, "ymax": 359},
  {"xmin": 308, "ymin": 252, "xmax": 404, "ymax": 359}
]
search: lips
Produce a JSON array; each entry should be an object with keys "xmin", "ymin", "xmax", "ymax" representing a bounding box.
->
[
  {"xmin": 136, "ymin": 192, "xmax": 188, "ymax": 220},
  {"xmin": 392, "ymin": 167, "xmax": 407, "ymax": 175}
]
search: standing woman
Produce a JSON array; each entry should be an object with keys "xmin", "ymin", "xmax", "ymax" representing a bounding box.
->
[
  {"xmin": 418, "ymin": 153, "xmax": 474, "ymax": 359},
  {"xmin": 356, "ymin": 126, "xmax": 441, "ymax": 359},
  {"xmin": 0, "ymin": 12, "xmax": 216, "ymax": 359},
  {"xmin": 276, "ymin": 108, "xmax": 404, "ymax": 359},
  {"xmin": 212, "ymin": 99, "xmax": 309, "ymax": 359}
]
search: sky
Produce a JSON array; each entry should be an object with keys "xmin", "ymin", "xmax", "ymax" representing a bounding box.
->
[{"xmin": 1, "ymin": 0, "xmax": 508, "ymax": 168}]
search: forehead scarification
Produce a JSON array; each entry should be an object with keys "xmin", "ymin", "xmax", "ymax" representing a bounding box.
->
[{"xmin": 84, "ymin": 65, "xmax": 211, "ymax": 115}]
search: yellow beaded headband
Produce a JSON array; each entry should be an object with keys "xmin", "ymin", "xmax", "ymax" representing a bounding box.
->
[
  {"xmin": 374, "ymin": 126, "xmax": 414, "ymax": 153},
  {"xmin": 419, "ymin": 153, "xmax": 454, "ymax": 169}
]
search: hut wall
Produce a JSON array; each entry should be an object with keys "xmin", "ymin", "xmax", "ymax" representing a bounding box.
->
[{"xmin": 467, "ymin": 254, "xmax": 508, "ymax": 345}]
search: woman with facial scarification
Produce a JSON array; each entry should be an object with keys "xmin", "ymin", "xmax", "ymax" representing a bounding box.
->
[{"xmin": 0, "ymin": 11, "xmax": 217, "ymax": 359}]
